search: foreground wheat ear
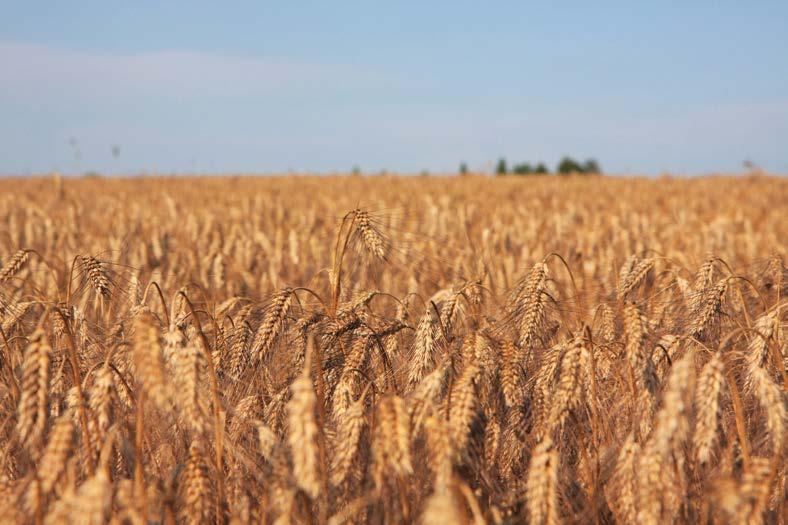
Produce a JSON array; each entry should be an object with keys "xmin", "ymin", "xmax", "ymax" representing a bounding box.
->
[{"xmin": 0, "ymin": 175, "xmax": 785, "ymax": 525}]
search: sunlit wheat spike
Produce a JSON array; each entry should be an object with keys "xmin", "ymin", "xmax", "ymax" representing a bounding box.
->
[
  {"xmin": 533, "ymin": 341, "xmax": 568, "ymax": 424},
  {"xmin": 689, "ymin": 278, "xmax": 728, "ymax": 337},
  {"xmin": 229, "ymin": 394, "xmax": 263, "ymax": 440},
  {"xmin": 45, "ymin": 471, "xmax": 111, "ymax": 525},
  {"xmin": 623, "ymin": 301, "xmax": 647, "ymax": 370},
  {"xmin": 500, "ymin": 339, "xmax": 524, "ymax": 407},
  {"xmin": 438, "ymin": 290, "xmax": 459, "ymax": 329},
  {"xmin": 251, "ymin": 287, "xmax": 293, "ymax": 363},
  {"xmin": 596, "ymin": 303, "xmax": 616, "ymax": 342},
  {"xmin": 512, "ymin": 262, "xmax": 548, "ymax": 349},
  {"xmin": 635, "ymin": 447, "xmax": 667, "ymax": 525},
  {"xmin": 0, "ymin": 249, "xmax": 30, "ymax": 284},
  {"xmin": 287, "ymin": 359, "xmax": 321, "ymax": 499},
  {"xmin": 526, "ymin": 436, "xmax": 559, "ymax": 525},
  {"xmin": 87, "ymin": 365, "xmax": 114, "ymax": 446},
  {"xmin": 693, "ymin": 352, "xmax": 725, "ymax": 464},
  {"xmin": 16, "ymin": 328, "xmax": 51, "ymax": 448},
  {"xmin": 408, "ymin": 303, "xmax": 439, "ymax": 389},
  {"xmin": 126, "ymin": 270, "xmax": 142, "ymax": 308},
  {"xmin": 228, "ymin": 319, "xmax": 252, "ymax": 377},
  {"xmin": 618, "ymin": 254, "xmax": 639, "ymax": 292},
  {"xmin": 226, "ymin": 303, "xmax": 256, "ymax": 377},
  {"xmin": 79, "ymin": 255, "xmax": 112, "ymax": 298},
  {"xmin": 171, "ymin": 330, "xmax": 209, "ymax": 435},
  {"xmin": 211, "ymin": 251, "xmax": 226, "ymax": 290},
  {"xmin": 44, "ymin": 430, "xmax": 114, "ymax": 525},
  {"xmin": 353, "ymin": 208, "xmax": 389, "ymax": 260},
  {"xmin": 180, "ymin": 441, "xmax": 213, "ymax": 525},
  {"xmin": 648, "ymin": 347, "xmax": 696, "ymax": 453},
  {"xmin": 636, "ymin": 348, "xmax": 696, "ymax": 525},
  {"xmin": 374, "ymin": 394, "xmax": 412, "ymax": 487},
  {"xmin": 740, "ymin": 457, "xmax": 775, "ymax": 519},
  {"xmin": 748, "ymin": 365, "xmax": 785, "ymax": 453},
  {"xmin": 713, "ymin": 456, "xmax": 773, "ymax": 525},
  {"xmin": 346, "ymin": 289, "xmax": 379, "ymax": 314},
  {"xmin": 483, "ymin": 417, "xmax": 501, "ymax": 470},
  {"xmin": 256, "ymin": 421, "xmax": 278, "ymax": 461},
  {"xmin": 409, "ymin": 361, "xmax": 449, "ymax": 435},
  {"xmin": 618, "ymin": 257, "xmax": 655, "ymax": 299},
  {"xmin": 692, "ymin": 255, "xmax": 717, "ymax": 296},
  {"xmin": 330, "ymin": 389, "xmax": 366, "ymax": 486},
  {"xmin": 606, "ymin": 434, "xmax": 640, "ymax": 524},
  {"xmin": 448, "ymin": 361, "xmax": 480, "ymax": 456},
  {"xmin": 546, "ymin": 332, "xmax": 586, "ymax": 434},
  {"xmin": 420, "ymin": 485, "xmax": 463, "ymax": 525},
  {"xmin": 37, "ymin": 409, "xmax": 75, "ymax": 495},
  {"xmin": 132, "ymin": 307, "xmax": 169, "ymax": 409},
  {"xmin": 424, "ymin": 414, "xmax": 453, "ymax": 486},
  {"xmin": 332, "ymin": 334, "xmax": 370, "ymax": 422},
  {"xmin": 744, "ymin": 309, "xmax": 780, "ymax": 380}
]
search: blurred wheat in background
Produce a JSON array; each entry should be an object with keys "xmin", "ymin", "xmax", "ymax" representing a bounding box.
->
[{"xmin": 0, "ymin": 174, "xmax": 785, "ymax": 524}]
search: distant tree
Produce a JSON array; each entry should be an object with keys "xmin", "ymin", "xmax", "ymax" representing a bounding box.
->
[
  {"xmin": 496, "ymin": 158, "xmax": 508, "ymax": 175},
  {"xmin": 352, "ymin": 165, "xmax": 361, "ymax": 175},
  {"xmin": 459, "ymin": 162, "xmax": 468, "ymax": 175},
  {"xmin": 557, "ymin": 156, "xmax": 584, "ymax": 175},
  {"xmin": 495, "ymin": 157, "xmax": 598, "ymax": 177},
  {"xmin": 582, "ymin": 158, "xmax": 601, "ymax": 174},
  {"xmin": 534, "ymin": 162, "xmax": 550, "ymax": 174}
]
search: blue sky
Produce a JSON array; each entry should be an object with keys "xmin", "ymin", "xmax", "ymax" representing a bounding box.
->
[{"xmin": 1, "ymin": 1, "xmax": 787, "ymax": 175}]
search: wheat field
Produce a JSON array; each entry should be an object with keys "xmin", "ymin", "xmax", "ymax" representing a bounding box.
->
[{"xmin": 0, "ymin": 174, "xmax": 785, "ymax": 524}]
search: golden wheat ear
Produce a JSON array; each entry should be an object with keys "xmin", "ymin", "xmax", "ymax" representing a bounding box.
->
[
  {"xmin": 78, "ymin": 256, "xmax": 113, "ymax": 299},
  {"xmin": 131, "ymin": 307, "xmax": 169, "ymax": 410},
  {"xmin": 352, "ymin": 209, "xmax": 390, "ymax": 262},
  {"xmin": 0, "ymin": 249, "xmax": 31, "ymax": 284},
  {"xmin": 179, "ymin": 440, "xmax": 214, "ymax": 525},
  {"xmin": 693, "ymin": 352, "xmax": 725, "ymax": 464},
  {"xmin": 287, "ymin": 343, "xmax": 322, "ymax": 500},
  {"xmin": 16, "ymin": 328, "xmax": 51, "ymax": 450},
  {"xmin": 251, "ymin": 287, "xmax": 293, "ymax": 364},
  {"xmin": 329, "ymin": 385, "xmax": 367, "ymax": 487},
  {"xmin": 526, "ymin": 436, "xmax": 560, "ymax": 525}
]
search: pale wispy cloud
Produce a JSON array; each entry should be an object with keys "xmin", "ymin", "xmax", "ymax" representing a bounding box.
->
[
  {"xmin": 0, "ymin": 42, "xmax": 376, "ymax": 102},
  {"xmin": 0, "ymin": 41, "xmax": 394, "ymax": 174}
]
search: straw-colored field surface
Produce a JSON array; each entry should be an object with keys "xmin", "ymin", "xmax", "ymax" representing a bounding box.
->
[{"xmin": 0, "ymin": 174, "xmax": 785, "ymax": 524}]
